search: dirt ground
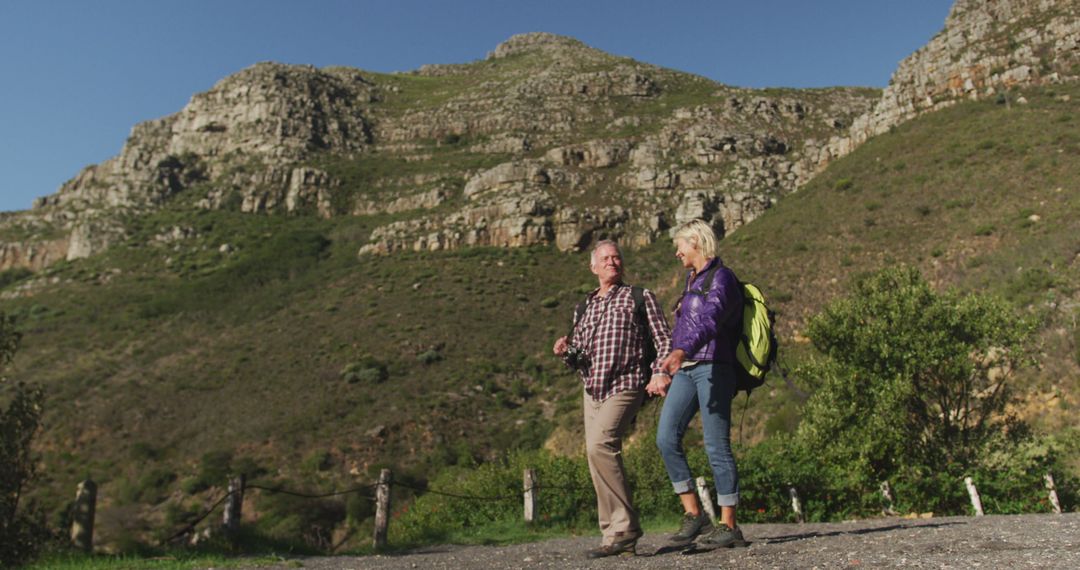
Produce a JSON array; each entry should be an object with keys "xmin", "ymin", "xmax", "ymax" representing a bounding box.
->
[{"xmin": 241, "ymin": 513, "xmax": 1079, "ymax": 569}]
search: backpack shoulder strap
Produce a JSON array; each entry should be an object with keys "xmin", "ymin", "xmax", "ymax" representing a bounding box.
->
[
  {"xmin": 568, "ymin": 299, "xmax": 587, "ymax": 339},
  {"xmin": 630, "ymin": 285, "xmax": 646, "ymax": 325},
  {"xmin": 687, "ymin": 265, "xmax": 721, "ymax": 296}
]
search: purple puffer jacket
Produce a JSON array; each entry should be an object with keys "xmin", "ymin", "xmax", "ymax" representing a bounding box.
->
[{"xmin": 670, "ymin": 257, "xmax": 743, "ymax": 363}]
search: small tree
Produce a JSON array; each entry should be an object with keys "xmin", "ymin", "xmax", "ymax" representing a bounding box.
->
[
  {"xmin": 804, "ymin": 267, "xmax": 1032, "ymax": 470},
  {"xmin": 737, "ymin": 267, "xmax": 1074, "ymax": 519},
  {"xmin": 1, "ymin": 312, "xmax": 46, "ymax": 567}
]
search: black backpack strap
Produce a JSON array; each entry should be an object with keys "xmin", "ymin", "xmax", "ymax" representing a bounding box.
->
[
  {"xmin": 631, "ymin": 286, "xmax": 659, "ymax": 376},
  {"xmin": 630, "ymin": 286, "xmax": 646, "ymax": 325},
  {"xmin": 687, "ymin": 265, "xmax": 721, "ymax": 296},
  {"xmin": 568, "ymin": 300, "xmax": 586, "ymax": 340}
]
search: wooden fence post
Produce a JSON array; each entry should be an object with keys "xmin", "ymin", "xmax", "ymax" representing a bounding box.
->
[
  {"xmin": 223, "ymin": 474, "xmax": 245, "ymax": 533},
  {"xmin": 1045, "ymin": 472, "xmax": 1062, "ymax": 515},
  {"xmin": 694, "ymin": 476, "xmax": 718, "ymax": 524},
  {"xmin": 70, "ymin": 479, "xmax": 97, "ymax": 552},
  {"xmin": 523, "ymin": 469, "xmax": 537, "ymax": 523},
  {"xmin": 788, "ymin": 487, "xmax": 804, "ymax": 524},
  {"xmin": 373, "ymin": 469, "xmax": 392, "ymax": 549},
  {"xmin": 964, "ymin": 476, "xmax": 984, "ymax": 516},
  {"xmin": 879, "ymin": 481, "xmax": 898, "ymax": 516}
]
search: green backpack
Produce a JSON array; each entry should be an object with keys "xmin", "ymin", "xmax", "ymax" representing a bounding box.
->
[{"xmin": 692, "ymin": 266, "xmax": 778, "ymax": 395}]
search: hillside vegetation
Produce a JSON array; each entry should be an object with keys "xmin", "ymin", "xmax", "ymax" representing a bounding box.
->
[{"xmin": 721, "ymin": 82, "xmax": 1080, "ymax": 438}]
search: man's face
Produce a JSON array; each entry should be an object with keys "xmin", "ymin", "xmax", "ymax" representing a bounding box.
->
[{"xmin": 590, "ymin": 244, "xmax": 624, "ymax": 284}]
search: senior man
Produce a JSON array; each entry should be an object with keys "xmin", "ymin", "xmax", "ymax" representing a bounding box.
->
[{"xmin": 553, "ymin": 239, "xmax": 672, "ymax": 558}]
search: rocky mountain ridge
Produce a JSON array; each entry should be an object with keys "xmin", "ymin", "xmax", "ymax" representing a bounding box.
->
[
  {"xmin": 849, "ymin": 0, "xmax": 1080, "ymax": 145},
  {"xmin": 2, "ymin": 0, "xmax": 1077, "ymax": 274}
]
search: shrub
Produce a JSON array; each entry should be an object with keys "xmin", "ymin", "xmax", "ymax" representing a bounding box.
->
[
  {"xmin": 0, "ymin": 267, "xmax": 33, "ymax": 290},
  {"xmin": 301, "ymin": 451, "xmax": 334, "ymax": 473},
  {"xmin": 394, "ymin": 449, "xmax": 595, "ymax": 544},
  {"xmin": 254, "ymin": 488, "xmax": 346, "ymax": 553},
  {"xmin": 341, "ymin": 357, "xmax": 389, "ymax": 383},
  {"xmin": 183, "ymin": 449, "xmax": 234, "ymax": 493},
  {"xmin": 1, "ymin": 313, "xmax": 47, "ymax": 567},
  {"xmin": 1004, "ymin": 268, "xmax": 1056, "ymax": 305},
  {"xmin": 749, "ymin": 266, "xmax": 1052, "ymax": 519},
  {"xmin": 807, "ymin": 267, "xmax": 1032, "ymax": 469},
  {"xmin": 418, "ymin": 350, "xmax": 443, "ymax": 365},
  {"xmin": 833, "ymin": 178, "xmax": 854, "ymax": 191}
]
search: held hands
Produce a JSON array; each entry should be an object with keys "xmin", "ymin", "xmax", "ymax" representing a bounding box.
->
[
  {"xmin": 646, "ymin": 373, "xmax": 671, "ymax": 397},
  {"xmin": 648, "ymin": 349, "xmax": 686, "ymax": 396},
  {"xmin": 553, "ymin": 336, "xmax": 569, "ymax": 356},
  {"xmin": 659, "ymin": 349, "xmax": 686, "ymax": 376}
]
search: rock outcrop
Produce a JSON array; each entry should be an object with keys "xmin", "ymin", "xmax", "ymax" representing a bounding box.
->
[
  {"xmin": 849, "ymin": 0, "xmax": 1080, "ymax": 145},
  {"xmin": 3, "ymin": 0, "xmax": 1076, "ymax": 274}
]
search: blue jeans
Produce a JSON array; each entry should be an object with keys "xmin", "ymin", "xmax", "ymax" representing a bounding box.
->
[{"xmin": 655, "ymin": 362, "xmax": 739, "ymax": 506}]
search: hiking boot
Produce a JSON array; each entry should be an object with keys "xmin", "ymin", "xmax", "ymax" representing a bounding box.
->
[
  {"xmin": 699, "ymin": 524, "xmax": 748, "ymax": 548},
  {"xmin": 585, "ymin": 532, "xmax": 640, "ymax": 558},
  {"xmin": 669, "ymin": 511, "xmax": 712, "ymax": 546}
]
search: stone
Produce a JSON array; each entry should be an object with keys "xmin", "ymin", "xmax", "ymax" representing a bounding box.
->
[{"xmin": 10, "ymin": 4, "xmax": 1079, "ymax": 267}]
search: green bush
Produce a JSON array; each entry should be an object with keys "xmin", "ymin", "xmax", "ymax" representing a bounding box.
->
[
  {"xmin": 254, "ymin": 488, "xmax": 346, "ymax": 553},
  {"xmin": 735, "ymin": 266, "xmax": 1065, "ymax": 520},
  {"xmin": 1005, "ymin": 268, "xmax": 1056, "ymax": 305},
  {"xmin": 393, "ymin": 428, "xmax": 720, "ymax": 545},
  {"xmin": 301, "ymin": 451, "xmax": 334, "ymax": 473},
  {"xmin": 807, "ymin": 267, "xmax": 1032, "ymax": 470},
  {"xmin": 394, "ymin": 449, "xmax": 594, "ymax": 545},
  {"xmin": 0, "ymin": 267, "xmax": 33, "ymax": 290},
  {"xmin": 182, "ymin": 450, "xmax": 235, "ymax": 493},
  {"xmin": 1, "ymin": 313, "xmax": 47, "ymax": 567},
  {"xmin": 341, "ymin": 357, "xmax": 389, "ymax": 383},
  {"xmin": 418, "ymin": 350, "xmax": 443, "ymax": 365}
]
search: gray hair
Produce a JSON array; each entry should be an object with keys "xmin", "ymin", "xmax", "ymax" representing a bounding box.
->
[
  {"xmin": 672, "ymin": 219, "xmax": 718, "ymax": 259},
  {"xmin": 590, "ymin": 239, "xmax": 622, "ymax": 266}
]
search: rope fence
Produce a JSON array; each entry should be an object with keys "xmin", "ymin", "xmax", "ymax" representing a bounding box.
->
[{"xmin": 67, "ymin": 467, "xmax": 1066, "ymax": 553}]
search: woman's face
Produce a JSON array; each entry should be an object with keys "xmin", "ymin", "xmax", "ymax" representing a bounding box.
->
[{"xmin": 674, "ymin": 238, "xmax": 699, "ymax": 269}]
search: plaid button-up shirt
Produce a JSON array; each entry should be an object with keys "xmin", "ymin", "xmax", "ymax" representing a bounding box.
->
[{"xmin": 567, "ymin": 283, "xmax": 672, "ymax": 401}]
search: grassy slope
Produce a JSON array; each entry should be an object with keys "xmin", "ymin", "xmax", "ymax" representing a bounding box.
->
[{"xmin": 721, "ymin": 83, "xmax": 1080, "ymax": 436}]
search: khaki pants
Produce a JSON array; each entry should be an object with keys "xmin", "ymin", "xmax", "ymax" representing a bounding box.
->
[{"xmin": 583, "ymin": 388, "xmax": 644, "ymax": 544}]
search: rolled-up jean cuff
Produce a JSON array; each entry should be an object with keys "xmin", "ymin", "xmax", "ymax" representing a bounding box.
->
[
  {"xmin": 672, "ymin": 479, "xmax": 695, "ymax": 494},
  {"xmin": 717, "ymin": 492, "xmax": 739, "ymax": 507}
]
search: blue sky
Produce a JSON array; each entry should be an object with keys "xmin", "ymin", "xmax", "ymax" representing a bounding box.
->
[{"xmin": 0, "ymin": 0, "xmax": 954, "ymax": 213}]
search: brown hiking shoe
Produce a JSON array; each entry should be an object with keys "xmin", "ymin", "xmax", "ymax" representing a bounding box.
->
[{"xmin": 585, "ymin": 532, "xmax": 640, "ymax": 558}]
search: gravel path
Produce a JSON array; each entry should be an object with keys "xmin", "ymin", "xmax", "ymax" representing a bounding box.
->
[{"xmin": 239, "ymin": 513, "xmax": 1079, "ymax": 569}]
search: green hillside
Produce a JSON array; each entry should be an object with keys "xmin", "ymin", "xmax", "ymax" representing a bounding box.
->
[
  {"xmin": 1, "ymin": 82, "xmax": 1078, "ymax": 550},
  {"xmin": 719, "ymin": 83, "xmax": 1080, "ymax": 437}
]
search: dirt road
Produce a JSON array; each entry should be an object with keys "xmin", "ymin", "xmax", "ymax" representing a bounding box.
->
[{"xmin": 245, "ymin": 513, "xmax": 1078, "ymax": 569}]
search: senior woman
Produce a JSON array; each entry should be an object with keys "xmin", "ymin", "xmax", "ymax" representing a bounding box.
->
[{"xmin": 645, "ymin": 218, "xmax": 748, "ymax": 549}]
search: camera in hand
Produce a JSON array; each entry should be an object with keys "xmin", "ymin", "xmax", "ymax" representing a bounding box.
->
[{"xmin": 564, "ymin": 344, "xmax": 590, "ymax": 371}]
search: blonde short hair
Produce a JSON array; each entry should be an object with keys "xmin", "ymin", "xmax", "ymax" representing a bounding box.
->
[{"xmin": 672, "ymin": 219, "xmax": 718, "ymax": 259}]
